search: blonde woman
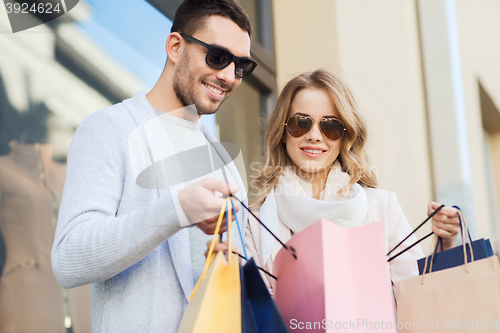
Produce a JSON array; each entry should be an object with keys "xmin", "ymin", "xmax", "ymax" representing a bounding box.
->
[{"xmin": 213, "ymin": 70, "xmax": 460, "ymax": 301}]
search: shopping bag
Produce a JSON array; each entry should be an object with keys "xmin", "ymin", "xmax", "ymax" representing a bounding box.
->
[
  {"xmin": 177, "ymin": 198, "xmax": 241, "ymax": 333},
  {"xmin": 418, "ymin": 238, "xmax": 494, "ymax": 274},
  {"xmin": 240, "ymin": 258, "xmax": 288, "ymax": 333},
  {"xmin": 397, "ymin": 210, "xmax": 500, "ymax": 332},
  {"xmin": 228, "ymin": 197, "xmax": 291, "ymax": 333},
  {"xmin": 273, "ymin": 219, "xmax": 397, "ymax": 332}
]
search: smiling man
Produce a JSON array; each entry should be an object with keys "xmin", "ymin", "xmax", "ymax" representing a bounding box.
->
[{"xmin": 51, "ymin": 1, "xmax": 256, "ymax": 332}]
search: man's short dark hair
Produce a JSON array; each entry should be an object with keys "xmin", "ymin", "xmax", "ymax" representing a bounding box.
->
[{"xmin": 171, "ymin": 0, "xmax": 252, "ymax": 37}]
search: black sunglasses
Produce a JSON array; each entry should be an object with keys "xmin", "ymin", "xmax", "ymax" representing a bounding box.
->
[
  {"xmin": 285, "ymin": 114, "xmax": 346, "ymax": 141},
  {"xmin": 180, "ymin": 33, "xmax": 258, "ymax": 79}
]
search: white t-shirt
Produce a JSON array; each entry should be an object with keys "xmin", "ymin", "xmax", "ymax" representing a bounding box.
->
[{"xmin": 155, "ymin": 110, "xmax": 242, "ymax": 284}]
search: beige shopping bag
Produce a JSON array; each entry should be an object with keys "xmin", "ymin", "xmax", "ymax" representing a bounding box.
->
[
  {"xmin": 397, "ymin": 212, "xmax": 500, "ymax": 332},
  {"xmin": 397, "ymin": 256, "xmax": 500, "ymax": 332}
]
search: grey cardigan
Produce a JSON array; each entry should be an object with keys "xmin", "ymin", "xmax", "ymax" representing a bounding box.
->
[{"xmin": 51, "ymin": 91, "xmax": 248, "ymax": 332}]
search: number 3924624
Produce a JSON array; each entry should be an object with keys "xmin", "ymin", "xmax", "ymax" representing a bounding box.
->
[{"xmin": 5, "ymin": 2, "xmax": 62, "ymax": 14}]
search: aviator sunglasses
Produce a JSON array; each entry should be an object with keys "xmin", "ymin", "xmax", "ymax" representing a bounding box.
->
[
  {"xmin": 180, "ymin": 33, "xmax": 258, "ymax": 79},
  {"xmin": 285, "ymin": 114, "xmax": 346, "ymax": 141}
]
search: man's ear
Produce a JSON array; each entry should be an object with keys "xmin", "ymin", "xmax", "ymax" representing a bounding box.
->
[{"xmin": 166, "ymin": 32, "xmax": 183, "ymax": 65}]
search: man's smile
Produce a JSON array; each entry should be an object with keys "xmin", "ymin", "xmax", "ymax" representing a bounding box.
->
[{"xmin": 203, "ymin": 82, "xmax": 225, "ymax": 100}]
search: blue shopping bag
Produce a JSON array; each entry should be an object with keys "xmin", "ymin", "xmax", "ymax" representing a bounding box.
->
[
  {"xmin": 228, "ymin": 198, "xmax": 288, "ymax": 333},
  {"xmin": 418, "ymin": 238, "xmax": 493, "ymax": 274},
  {"xmin": 417, "ymin": 206, "xmax": 494, "ymax": 275},
  {"xmin": 241, "ymin": 258, "xmax": 288, "ymax": 333}
]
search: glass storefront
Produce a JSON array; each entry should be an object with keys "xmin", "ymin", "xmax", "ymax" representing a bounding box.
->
[{"xmin": 0, "ymin": 1, "xmax": 171, "ymax": 331}]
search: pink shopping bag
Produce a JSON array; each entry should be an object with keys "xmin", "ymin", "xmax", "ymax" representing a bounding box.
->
[{"xmin": 273, "ymin": 219, "xmax": 397, "ymax": 332}]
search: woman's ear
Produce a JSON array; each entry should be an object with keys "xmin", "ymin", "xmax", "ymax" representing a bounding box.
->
[{"xmin": 166, "ymin": 32, "xmax": 183, "ymax": 65}]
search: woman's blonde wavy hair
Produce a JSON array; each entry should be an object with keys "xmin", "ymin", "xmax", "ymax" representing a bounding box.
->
[{"xmin": 250, "ymin": 69, "xmax": 377, "ymax": 206}]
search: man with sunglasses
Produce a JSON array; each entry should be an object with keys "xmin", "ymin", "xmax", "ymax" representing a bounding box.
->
[{"xmin": 52, "ymin": 0, "xmax": 256, "ymax": 332}]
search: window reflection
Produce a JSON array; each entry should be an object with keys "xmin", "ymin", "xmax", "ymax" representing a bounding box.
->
[{"xmin": 0, "ymin": 0, "xmax": 171, "ymax": 331}]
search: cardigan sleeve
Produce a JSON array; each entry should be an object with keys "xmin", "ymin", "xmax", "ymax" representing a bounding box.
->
[
  {"xmin": 51, "ymin": 124, "xmax": 184, "ymax": 288},
  {"xmin": 386, "ymin": 191, "xmax": 425, "ymax": 299}
]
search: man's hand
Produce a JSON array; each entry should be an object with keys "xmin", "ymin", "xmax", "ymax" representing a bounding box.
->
[
  {"xmin": 178, "ymin": 178, "xmax": 240, "ymax": 235},
  {"xmin": 428, "ymin": 202, "xmax": 461, "ymax": 251}
]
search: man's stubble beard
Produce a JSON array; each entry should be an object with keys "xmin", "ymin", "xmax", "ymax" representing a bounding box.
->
[{"xmin": 173, "ymin": 55, "xmax": 230, "ymax": 116}]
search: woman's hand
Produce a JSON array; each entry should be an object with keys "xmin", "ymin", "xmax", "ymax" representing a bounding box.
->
[
  {"xmin": 428, "ymin": 202, "xmax": 461, "ymax": 251},
  {"xmin": 204, "ymin": 241, "xmax": 242, "ymax": 259},
  {"xmin": 204, "ymin": 240, "xmax": 228, "ymax": 258}
]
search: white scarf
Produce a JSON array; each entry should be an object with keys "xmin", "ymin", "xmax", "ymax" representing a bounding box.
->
[{"xmin": 259, "ymin": 161, "xmax": 368, "ymax": 264}]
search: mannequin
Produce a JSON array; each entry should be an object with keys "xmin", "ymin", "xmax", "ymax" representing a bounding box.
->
[{"xmin": 0, "ymin": 141, "xmax": 91, "ymax": 333}]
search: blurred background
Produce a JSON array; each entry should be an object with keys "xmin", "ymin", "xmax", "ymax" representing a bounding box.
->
[{"xmin": 0, "ymin": 0, "xmax": 499, "ymax": 331}]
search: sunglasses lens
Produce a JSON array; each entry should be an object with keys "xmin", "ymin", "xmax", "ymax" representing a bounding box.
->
[
  {"xmin": 206, "ymin": 48, "xmax": 231, "ymax": 69},
  {"xmin": 205, "ymin": 44, "xmax": 257, "ymax": 78},
  {"xmin": 235, "ymin": 59, "xmax": 258, "ymax": 78},
  {"xmin": 286, "ymin": 116, "xmax": 312, "ymax": 137},
  {"xmin": 320, "ymin": 119, "xmax": 345, "ymax": 140}
]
